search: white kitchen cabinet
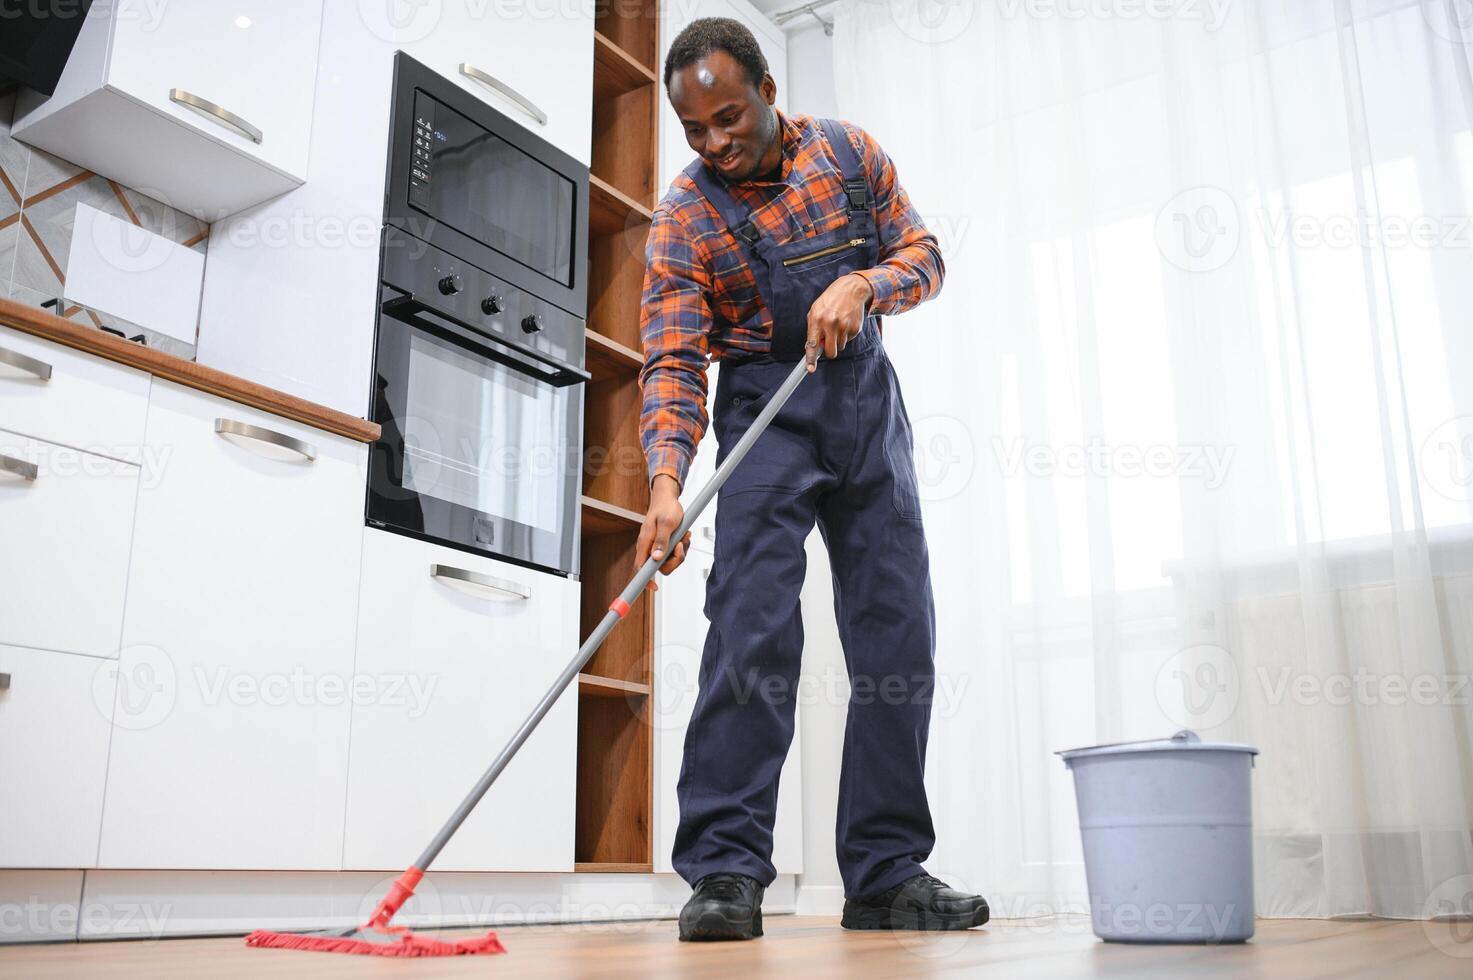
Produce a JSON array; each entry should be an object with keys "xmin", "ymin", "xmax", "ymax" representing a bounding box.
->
[
  {"xmin": 0, "ymin": 431, "xmax": 139, "ymax": 659},
  {"xmin": 196, "ymin": 0, "xmax": 594, "ymax": 418},
  {"xmin": 392, "ymin": 0, "xmax": 594, "ymax": 166},
  {"xmin": 98, "ymin": 380, "xmax": 367, "ymax": 870},
  {"xmin": 342, "ymin": 528, "xmax": 578, "ymax": 872},
  {"xmin": 0, "ymin": 646, "xmax": 115, "ymax": 868},
  {"xmin": 12, "ymin": 1, "xmax": 325, "ymax": 219},
  {"xmin": 0, "ymin": 325, "xmax": 150, "ymax": 463}
]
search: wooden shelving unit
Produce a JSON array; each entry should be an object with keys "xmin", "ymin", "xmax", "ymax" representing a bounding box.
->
[{"xmin": 576, "ymin": 0, "xmax": 661, "ymax": 873}]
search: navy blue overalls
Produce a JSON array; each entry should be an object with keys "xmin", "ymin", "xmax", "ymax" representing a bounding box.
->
[{"xmin": 672, "ymin": 119, "xmax": 938, "ymax": 902}]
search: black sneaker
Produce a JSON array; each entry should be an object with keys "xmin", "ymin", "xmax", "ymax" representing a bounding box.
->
[
  {"xmin": 841, "ymin": 873, "xmax": 990, "ymax": 931},
  {"xmin": 678, "ymin": 872, "xmax": 765, "ymax": 941}
]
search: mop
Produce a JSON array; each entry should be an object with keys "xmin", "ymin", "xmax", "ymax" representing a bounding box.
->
[{"xmin": 245, "ymin": 356, "xmax": 813, "ymax": 957}]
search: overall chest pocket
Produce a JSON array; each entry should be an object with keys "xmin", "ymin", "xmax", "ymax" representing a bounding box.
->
[
  {"xmin": 780, "ymin": 236, "xmax": 870, "ymax": 271},
  {"xmin": 769, "ymin": 233, "xmax": 875, "ymax": 329}
]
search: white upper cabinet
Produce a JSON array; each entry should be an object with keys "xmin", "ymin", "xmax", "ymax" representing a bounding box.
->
[
  {"xmin": 374, "ymin": 0, "xmax": 595, "ymax": 166},
  {"xmin": 12, "ymin": 1, "xmax": 326, "ymax": 219}
]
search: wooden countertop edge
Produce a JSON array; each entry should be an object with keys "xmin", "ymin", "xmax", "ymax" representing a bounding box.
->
[{"xmin": 0, "ymin": 297, "xmax": 381, "ymax": 444}]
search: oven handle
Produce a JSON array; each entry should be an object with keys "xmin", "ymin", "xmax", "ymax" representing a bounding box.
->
[{"xmin": 380, "ymin": 295, "xmax": 591, "ymax": 388}]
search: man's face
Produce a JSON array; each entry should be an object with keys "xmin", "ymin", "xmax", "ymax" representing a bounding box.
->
[{"xmin": 669, "ymin": 48, "xmax": 780, "ymax": 182}]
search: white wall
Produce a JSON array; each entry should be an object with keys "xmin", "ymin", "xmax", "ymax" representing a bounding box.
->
[{"xmin": 781, "ymin": 20, "xmax": 838, "ymax": 118}]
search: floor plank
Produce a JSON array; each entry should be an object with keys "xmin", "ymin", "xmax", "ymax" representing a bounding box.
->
[{"xmin": 0, "ymin": 915, "xmax": 1464, "ymax": 979}]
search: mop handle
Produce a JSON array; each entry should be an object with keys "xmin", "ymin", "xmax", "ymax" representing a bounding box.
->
[{"xmin": 412, "ymin": 356, "xmax": 813, "ymax": 872}]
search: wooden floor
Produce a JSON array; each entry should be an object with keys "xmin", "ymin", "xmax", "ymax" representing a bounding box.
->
[{"xmin": 0, "ymin": 915, "xmax": 1464, "ymax": 978}]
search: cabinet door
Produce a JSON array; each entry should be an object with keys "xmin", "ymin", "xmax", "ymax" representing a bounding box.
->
[
  {"xmin": 98, "ymin": 381, "xmax": 367, "ymax": 869},
  {"xmin": 0, "ymin": 325, "xmax": 150, "ymax": 464},
  {"xmin": 106, "ymin": 1, "xmax": 324, "ymax": 180},
  {"xmin": 343, "ymin": 528, "xmax": 578, "ymax": 872},
  {"xmin": 398, "ymin": 0, "xmax": 594, "ymax": 165},
  {"xmin": 0, "ymin": 432, "xmax": 139, "ymax": 659},
  {"xmin": 0, "ymin": 646, "xmax": 114, "ymax": 868}
]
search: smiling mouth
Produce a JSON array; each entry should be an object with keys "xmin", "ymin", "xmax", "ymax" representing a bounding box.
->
[{"xmin": 712, "ymin": 151, "xmax": 743, "ymax": 170}]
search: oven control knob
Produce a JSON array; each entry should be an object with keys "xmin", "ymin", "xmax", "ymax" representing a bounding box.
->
[
  {"xmin": 438, "ymin": 274, "xmax": 463, "ymax": 295},
  {"xmin": 481, "ymin": 293, "xmax": 505, "ymax": 315},
  {"xmin": 521, "ymin": 313, "xmax": 543, "ymax": 334}
]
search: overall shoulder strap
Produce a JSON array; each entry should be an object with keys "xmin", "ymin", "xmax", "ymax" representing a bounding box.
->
[
  {"xmin": 817, "ymin": 118, "xmax": 871, "ymax": 215},
  {"xmin": 686, "ymin": 158, "xmax": 761, "ymax": 247}
]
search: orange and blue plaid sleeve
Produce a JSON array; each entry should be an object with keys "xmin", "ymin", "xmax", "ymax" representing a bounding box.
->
[
  {"xmin": 846, "ymin": 125, "xmax": 945, "ymax": 315},
  {"xmin": 638, "ymin": 205, "xmax": 712, "ymax": 490}
]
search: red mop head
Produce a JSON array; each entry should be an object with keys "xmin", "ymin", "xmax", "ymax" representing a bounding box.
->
[{"xmin": 243, "ymin": 867, "xmax": 507, "ymax": 957}]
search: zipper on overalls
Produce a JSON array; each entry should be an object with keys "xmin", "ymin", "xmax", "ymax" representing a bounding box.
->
[{"xmin": 781, "ymin": 237, "xmax": 869, "ymax": 268}]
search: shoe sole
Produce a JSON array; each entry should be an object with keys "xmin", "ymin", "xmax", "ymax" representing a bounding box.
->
[
  {"xmin": 840, "ymin": 903, "xmax": 989, "ymax": 931},
  {"xmin": 679, "ymin": 906, "xmax": 764, "ymax": 941}
]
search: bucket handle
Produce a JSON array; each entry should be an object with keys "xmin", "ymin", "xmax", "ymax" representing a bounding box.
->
[{"xmin": 1054, "ymin": 730, "xmax": 1200, "ymax": 757}]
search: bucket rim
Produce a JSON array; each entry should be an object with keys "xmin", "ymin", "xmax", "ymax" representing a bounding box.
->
[{"xmin": 1055, "ymin": 729, "xmax": 1259, "ymax": 762}]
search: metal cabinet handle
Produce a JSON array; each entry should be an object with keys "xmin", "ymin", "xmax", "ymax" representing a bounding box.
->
[
  {"xmin": 431, "ymin": 563, "xmax": 531, "ymax": 601},
  {"xmin": 0, "ymin": 672, "xmax": 9, "ymax": 691},
  {"xmin": 0, "ymin": 453, "xmax": 37, "ymax": 482},
  {"xmin": 458, "ymin": 64, "xmax": 548, "ymax": 126},
  {"xmin": 169, "ymin": 88, "xmax": 263, "ymax": 144},
  {"xmin": 214, "ymin": 418, "xmax": 316, "ymax": 462},
  {"xmin": 0, "ymin": 345, "xmax": 52, "ymax": 381}
]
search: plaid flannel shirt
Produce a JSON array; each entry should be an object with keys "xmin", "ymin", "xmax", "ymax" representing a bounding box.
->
[{"xmin": 637, "ymin": 110, "xmax": 944, "ymax": 489}]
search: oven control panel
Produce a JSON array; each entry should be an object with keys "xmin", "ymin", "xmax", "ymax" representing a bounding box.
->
[{"xmin": 379, "ymin": 226, "xmax": 585, "ymax": 372}]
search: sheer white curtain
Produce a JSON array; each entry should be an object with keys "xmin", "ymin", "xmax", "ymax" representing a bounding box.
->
[{"xmin": 833, "ymin": 0, "xmax": 1473, "ymax": 918}]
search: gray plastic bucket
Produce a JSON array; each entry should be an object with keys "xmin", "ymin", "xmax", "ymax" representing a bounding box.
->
[{"xmin": 1057, "ymin": 730, "xmax": 1258, "ymax": 944}]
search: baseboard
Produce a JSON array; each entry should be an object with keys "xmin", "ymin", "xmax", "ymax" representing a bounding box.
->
[
  {"xmin": 0, "ymin": 870, "xmax": 798, "ymax": 943},
  {"xmin": 796, "ymin": 883, "xmax": 845, "ymax": 915}
]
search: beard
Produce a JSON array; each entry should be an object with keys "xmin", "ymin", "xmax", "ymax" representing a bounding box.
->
[{"xmin": 724, "ymin": 104, "xmax": 781, "ymax": 182}]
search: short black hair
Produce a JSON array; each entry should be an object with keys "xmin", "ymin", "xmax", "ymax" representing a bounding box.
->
[{"xmin": 663, "ymin": 17, "xmax": 769, "ymax": 89}]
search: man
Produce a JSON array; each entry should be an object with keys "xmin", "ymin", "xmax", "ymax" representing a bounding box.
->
[{"xmin": 634, "ymin": 18, "xmax": 988, "ymax": 941}]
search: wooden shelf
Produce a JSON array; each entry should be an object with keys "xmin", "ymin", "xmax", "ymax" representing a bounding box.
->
[
  {"xmin": 582, "ymin": 494, "xmax": 643, "ymax": 536},
  {"xmin": 586, "ymin": 328, "xmax": 643, "ymax": 382},
  {"xmin": 577, "ymin": 0, "xmax": 659, "ymax": 876},
  {"xmin": 579, "ymin": 673, "xmax": 652, "ymax": 698},
  {"xmin": 575, "ymin": 691, "xmax": 652, "ymax": 865},
  {"xmin": 574, "ymin": 862, "xmax": 655, "ymax": 873},
  {"xmin": 594, "ymin": 31, "xmax": 657, "ymax": 103},
  {"xmin": 590, "ymin": 174, "xmax": 654, "ymax": 239},
  {"xmin": 595, "ymin": 1, "xmax": 658, "ymax": 72}
]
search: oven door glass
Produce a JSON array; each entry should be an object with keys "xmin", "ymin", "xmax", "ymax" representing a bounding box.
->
[
  {"xmin": 368, "ymin": 311, "xmax": 582, "ymax": 576},
  {"xmin": 408, "ymin": 89, "xmax": 575, "ymax": 287}
]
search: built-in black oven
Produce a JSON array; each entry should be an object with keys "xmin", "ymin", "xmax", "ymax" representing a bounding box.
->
[{"xmin": 367, "ymin": 54, "xmax": 590, "ymax": 578}]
